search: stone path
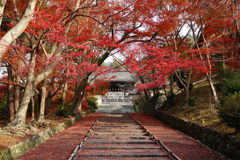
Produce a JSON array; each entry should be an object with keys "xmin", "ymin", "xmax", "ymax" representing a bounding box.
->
[
  {"xmin": 69, "ymin": 114, "xmax": 179, "ymax": 160},
  {"xmin": 18, "ymin": 113, "xmax": 227, "ymax": 160}
]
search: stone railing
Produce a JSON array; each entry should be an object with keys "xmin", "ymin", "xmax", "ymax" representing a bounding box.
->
[{"xmin": 154, "ymin": 111, "xmax": 240, "ymax": 160}]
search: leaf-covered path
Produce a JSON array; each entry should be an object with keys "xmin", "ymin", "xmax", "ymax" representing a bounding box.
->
[{"xmin": 18, "ymin": 113, "xmax": 226, "ymax": 160}]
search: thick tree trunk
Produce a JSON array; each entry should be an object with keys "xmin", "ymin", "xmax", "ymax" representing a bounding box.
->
[
  {"xmin": 7, "ymin": 66, "xmax": 15, "ymax": 121},
  {"xmin": 8, "ymin": 83, "xmax": 15, "ymax": 121},
  {"xmin": 71, "ymin": 51, "xmax": 111, "ymax": 114},
  {"xmin": 9, "ymin": 53, "xmax": 36, "ymax": 126},
  {"xmin": 61, "ymin": 80, "xmax": 68, "ymax": 105},
  {"xmin": 10, "ymin": 76, "xmax": 34, "ymax": 126},
  {"xmin": 169, "ymin": 75, "xmax": 175, "ymax": 97},
  {"xmin": 73, "ymin": 90, "xmax": 85, "ymax": 114},
  {"xmin": 14, "ymin": 76, "xmax": 20, "ymax": 112},
  {"xmin": 38, "ymin": 79, "xmax": 47, "ymax": 122},
  {"xmin": 0, "ymin": 0, "xmax": 6, "ymax": 26},
  {"xmin": 45, "ymin": 82, "xmax": 63, "ymax": 108},
  {"xmin": 72, "ymin": 76, "xmax": 89, "ymax": 114},
  {"xmin": 137, "ymin": 74, "xmax": 150, "ymax": 101},
  {"xmin": 0, "ymin": 0, "xmax": 38, "ymax": 61},
  {"xmin": 45, "ymin": 96, "xmax": 52, "ymax": 109},
  {"xmin": 31, "ymin": 96, "xmax": 35, "ymax": 120}
]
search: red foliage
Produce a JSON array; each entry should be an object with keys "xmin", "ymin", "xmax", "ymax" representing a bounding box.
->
[
  {"xmin": 1, "ymin": 0, "xmax": 240, "ymax": 113},
  {"xmin": 125, "ymin": 44, "xmax": 181, "ymax": 90}
]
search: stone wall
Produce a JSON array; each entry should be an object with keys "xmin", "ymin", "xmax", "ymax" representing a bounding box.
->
[
  {"xmin": 0, "ymin": 110, "xmax": 93, "ymax": 160},
  {"xmin": 154, "ymin": 111, "xmax": 240, "ymax": 160}
]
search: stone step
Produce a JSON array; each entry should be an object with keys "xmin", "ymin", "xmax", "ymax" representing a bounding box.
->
[
  {"xmin": 74, "ymin": 114, "xmax": 172, "ymax": 160},
  {"xmin": 95, "ymin": 124, "xmax": 139, "ymax": 127},
  {"xmin": 78, "ymin": 148, "xmax": 167, "ymax": 155},
  {"xmin": 76, "ymin": 154, "xmax": 169, "ymax": 157},
  {"xmin": 83, "ymin": 143, "xmax": 162, "ymax": 149},
  {"xmin": 75, "ymin": 156, "xmax": 172, "ymax": 160},
  {"xmin": 88, "ymin": 139, "xmax": 154, "ymax": 143},
  {"xmin": 93, "ymin": 130, "xmax": 146, "ymax": 133},
  {"xmin": 94, "ymin": 126, "xmax": 143, "ymax": 129},
  {"xmin": 97, "ymin": 120, "xmax": 139, "ymax": 126},
  {"xmin": 94, "ymin": 126, "xmax": 142, "ymax": 129},
  {"xmin": 89, "ymin": 136, "xmax": 151, "ymax": 140},
  {"xmin": 84, "ymin": 146, "xmax": 161, "ymax": 149},
  {"xmin": 88, "ymin": 140, "xmax": 156, "ymax": 144},
  {"xmin": 93, "ymin": 133, "xmax": 148, "ymax": 136}
]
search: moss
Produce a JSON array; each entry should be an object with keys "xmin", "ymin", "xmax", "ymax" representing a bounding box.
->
[{"xmin": 0, "ymin": 149, "xmax": 11, "ymax": 160}]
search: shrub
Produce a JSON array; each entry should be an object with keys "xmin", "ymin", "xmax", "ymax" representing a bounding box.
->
[
  {"xmin": 165, "ymin": 93, "xmax": 175, "ymax": 107},
  {"xmin": 134, "ymin": 99, "xmax": 145, "ymax": 112},
  {"xmin": 221, "ymin": 71, "xmax": 240, "ymax": 96},
  {"xmin": 87, "ymin": 96, "xmax": 98, "ymax": 110},
  {"xmin": 143, "ymin": 93, "xmax": 160, "ymax": 114},
  {"xmin": 55, "ymin": 107, "xmax": 72, "ymax": 117},
  {"xmin": 218, "ymin": 92, "xmax": 240, "ymax": 130},
  {"xmin": 219, "ymin": 92, "xmax": 240, "ymax": 116},
  {"xmin": 187, "ymin": 96, "xmax": 197, "ymax": 106}
]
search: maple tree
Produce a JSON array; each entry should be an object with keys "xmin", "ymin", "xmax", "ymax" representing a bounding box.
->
[{"xmin": 0, "ymin": 0, "xmax": 239, "ymax": 127}]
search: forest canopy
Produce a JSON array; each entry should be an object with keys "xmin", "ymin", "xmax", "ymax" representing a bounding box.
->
[{"xmin": 0, "ymin": 0, "xmax": 239, "ymax": 127}]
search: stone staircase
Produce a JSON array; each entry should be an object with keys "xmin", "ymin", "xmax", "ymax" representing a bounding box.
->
[{"xmin": 69, "ymin": 114, "xmax": 179, "ymax": 160}]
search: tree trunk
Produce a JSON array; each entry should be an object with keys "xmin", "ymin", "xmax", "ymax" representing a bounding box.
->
[
  {"xmin": 14, "ymin": 76, "xmax": 21, "ymax": 112},
  {"xmin": 169, "ymin": 75, "xmax": 175, "ymax": 97},
  {"xmin": 73, "ymin": 90, "xmax": 85, "ymax": 114},
  {"xmin": 72, "ymin": 76, "xmax": 89, "ymax": 114},
  {"xmin": 137, "ymin": 73, "xmax": 150, "ymax": 101},
  {"xmin": 207, "ymin": 75, "xmax": 219, "ymax": 103},
  {"xmin": 31, "ymin": 96, "xmax": 35, "ymax": 121},
  {"xmin": 11, "ymin": 77, "xmax": 34, "ymax": 126},
  {"xmin": 8, "ymin": 83, "xmax": 15, "ymax": 121},
  {"xmin": 45, "ymin": 96, "xmax": 51, "ymax": 108},
  {"xmin": 71, "ymin": 51, "xmax": 112, "ymax": 114},
  {"xmin": 175, "ymin": 70, "xmax": 192, "ymax": 102},
  {"xmin": 7, "ymin": 66, "xmax": 15, "ymax": 121},
  {"xmin": 0, "ymin": 0, "xmax": 38, "ymax": 61},
  {"xmin": 61, "ymin": 80, "xmax": 68, "ymax": 105},
  {"xmin": 12, "ymin": 0, "xmax": 20, "ymax": 18},
  {"xmin": 0, "ymin": 0, "xmax": 6, "ymax": 26},
  {"xmin": 9, "ymin": 53, "xmax": 36, "ymax": 126},
  {"xmin": 38, "ymin": 79, "xmax": 47, "ymax": 122},
  {"xmin": 190, "ymin": 21, "xmax": 219, "ymax": 104}
]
